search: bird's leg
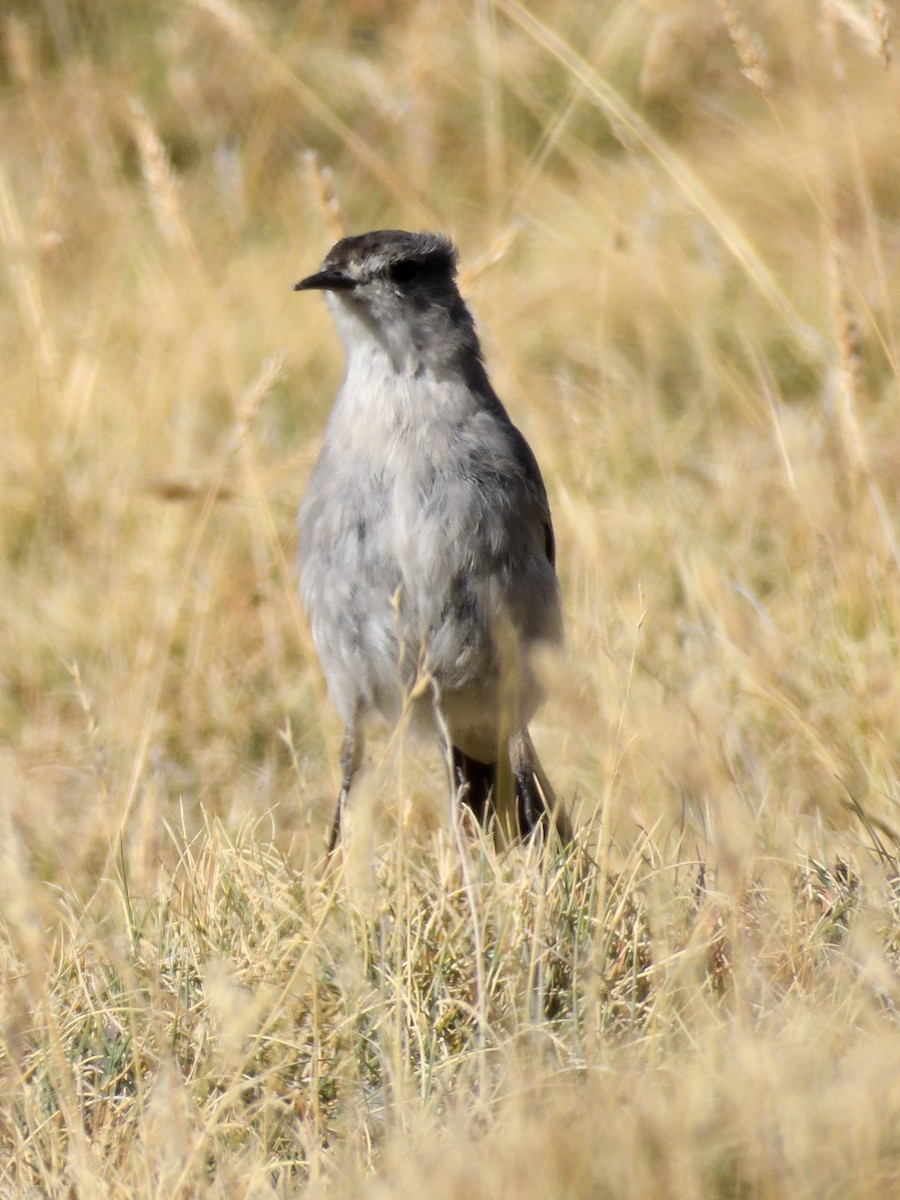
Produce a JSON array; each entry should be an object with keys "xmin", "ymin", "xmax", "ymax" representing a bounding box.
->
[
  {"xmin": 327, "ymin": 722, "xmax": 362, "ymax": 854},
  {"xmin": 510, "ymin": 728, "xmax": 573, "ymax": 845}
]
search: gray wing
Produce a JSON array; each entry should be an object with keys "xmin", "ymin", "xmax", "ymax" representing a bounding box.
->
[
  {"xmin": 507, "ymin": 422, "xmax": 556, "ymax": 568},
  {"xmin": 467, "ymin": 401, "xmax": 556, "ymax": 566}
]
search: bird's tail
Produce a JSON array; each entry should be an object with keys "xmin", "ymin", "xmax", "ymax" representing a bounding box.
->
[{"xmin": 452, "ymin": 739, "xmax": 572, "ymax": 845}]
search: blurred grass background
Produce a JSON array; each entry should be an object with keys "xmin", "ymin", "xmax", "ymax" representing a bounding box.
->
[{"xmin": 3, "ymin": 0, "xmax": 900, "ymax": 1195}]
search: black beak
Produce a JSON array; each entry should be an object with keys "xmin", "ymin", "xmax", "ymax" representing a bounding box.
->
[{"xmin": 293, "ymin": 268, "xmax": 356, "ymax": 292}]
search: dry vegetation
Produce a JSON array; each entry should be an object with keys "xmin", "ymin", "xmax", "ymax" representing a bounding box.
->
[{"xmin": 3, "ymin": 0, "xmax": 900, "ymax": 1195}]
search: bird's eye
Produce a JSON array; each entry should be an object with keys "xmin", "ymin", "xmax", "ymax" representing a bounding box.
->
[{"xmin": 389, "ymin": 259, "xmax": 418, "ymax": 284}]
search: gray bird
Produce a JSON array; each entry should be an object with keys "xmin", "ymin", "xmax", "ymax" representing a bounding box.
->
[{"xmin": 294, "ymin": 230, "xmax": 572, "ymax": 852}]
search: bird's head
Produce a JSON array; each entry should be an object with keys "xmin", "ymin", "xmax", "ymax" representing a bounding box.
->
[{"xmin": 295, "ymin": 230, "xmax": 481, "ymax": 378}]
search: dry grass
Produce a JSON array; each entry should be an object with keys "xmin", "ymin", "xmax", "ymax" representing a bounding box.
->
[{"xmin": 3, "ymin": 0, "xmax": 900, "ymax": 1194}]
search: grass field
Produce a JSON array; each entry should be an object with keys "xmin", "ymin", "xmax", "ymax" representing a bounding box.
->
[{"xmin": 4, "ymin": 0, "xmax": 900, "ymax": 1194}]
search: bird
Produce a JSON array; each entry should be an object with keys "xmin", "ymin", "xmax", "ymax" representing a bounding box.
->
[{"xmin": 294, "ymin": 229, "xmax": 572, "ymax": 852}]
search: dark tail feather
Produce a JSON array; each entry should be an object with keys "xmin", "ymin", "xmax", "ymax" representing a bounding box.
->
[
  {"xmin": 451, "ymin": 747, "xmax": 496, "ymax": 826},
  {"xmin": 451, "ymin": 745, "xmax": 571, "ymax": 843}
]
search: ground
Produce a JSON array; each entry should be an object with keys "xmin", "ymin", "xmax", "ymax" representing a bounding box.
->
[{"xmin": 3, "ymin": 1, "xmax": 900, "ymax": 1195}]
